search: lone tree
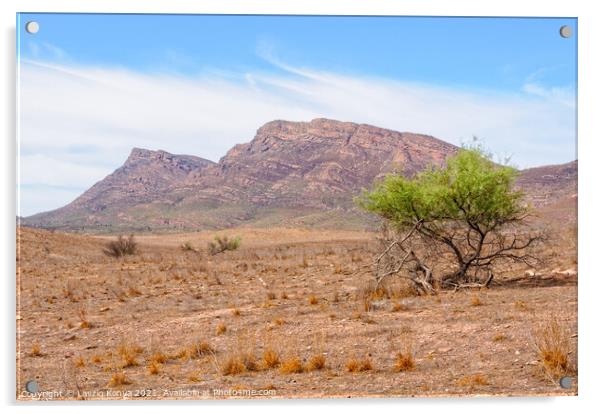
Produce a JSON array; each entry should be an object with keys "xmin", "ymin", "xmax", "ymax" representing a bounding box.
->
[{"xmin": 358, "ymin": 147, "xmax": 545, "ymax": 293}]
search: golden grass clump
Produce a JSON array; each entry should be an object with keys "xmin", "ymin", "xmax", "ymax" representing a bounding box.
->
[
  {"xmin": 30, "ymin": 342, "xmax": 43, "ymax": 357},
  {"xmin": 148, "ymin": 362, "xmax": 160, "ymax": 375},
  {"xmin": 120, "ymin": 353, "xmax": 139, "ymax": 368},
  {"xmin": 394, "ymin": 352, "xmax": 415, "ymax": 372},
  {"xmin": 221, "ymin": 356, "xmax": 245, "ymax": 376},
  {"xmin": 108, "ymin": 372, "xmax": 131, "ymax": 387},
  {"xmin": 279, "ymin": 356, "xmax": 304, "ymax": 374},
  {"xmin": 308, "ymin": 295, "xmax": 319, "ymax": 305},
  {"xmin": 262, "ymin": 348, "xmax": 280, "ymax": 369},
  {"xmin": 216, "ymin": 323, "xmax": 227, "ymax": 335},
  {"xmin": 117, "ymin": 343, "xmax": 143, "ymax": 368},
  {"xmin": 188, "ymin": 374, "xmax": 201, "ymax": 382},
  {"xmin": 533, "ymin": 315, "xmax": 573, "ymax": 380},
  {"xmin": 456, "ymin": 374, "xmax": 489, "ymax": 388},
  {"xmin": 78, "ymin": 307, "xmax": 91, "ymax": 329},
  {"xmin": 189, "ymin": 341, "xmax": 214, "ymax": 359},
  {"xmin": 346, "ymin": 357, "xmax": 373, "ymax": 372},
  {"xmin": 75, "ymin": 356, "xmax": 86, "ymax": 368},
  {"xmin": 470, "ymin": 294, "xmax": 483, "ymax": 307},
  {"xmin": 231, "ymin": 308, "xmax": 241, "ymax": 317},
  {"xmin": 306, "ymin": 354, "xmax": 326, "ymax": 371},
  {"xmin": 149, "ymin": 351, "xmax": 168, "ymax": 364}
]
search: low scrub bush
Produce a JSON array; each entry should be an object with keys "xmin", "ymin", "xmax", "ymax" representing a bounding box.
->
[
  {"xmin": 103, "ymin": 235, "xmax": 137, "ymax": 258},
  {"xmin": 208, "ymin": 235, "xmax": 241, "ymax": 255}
]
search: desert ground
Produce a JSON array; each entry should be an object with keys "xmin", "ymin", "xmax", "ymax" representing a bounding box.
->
[{"xmin": 16, "ymin": 226, "xmax": 577, "ymax": 400}]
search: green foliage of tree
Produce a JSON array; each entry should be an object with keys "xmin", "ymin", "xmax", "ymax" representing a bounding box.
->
[
  {"xmin": 358, "ymin": 148, "xmax": 543, "ymax": 289},
  {"xmin": 360, "ymin": 148, "xmax": 526, "ymax": 230}
]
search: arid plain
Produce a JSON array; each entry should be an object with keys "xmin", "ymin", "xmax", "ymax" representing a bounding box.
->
[{"xmin": 17, "ymin": 223, "xmax": 576, "ymax": 400}]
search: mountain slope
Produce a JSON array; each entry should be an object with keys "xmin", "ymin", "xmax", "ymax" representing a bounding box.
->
[
  {"xmin": 181, "ymin": 118, "xmax": 458, "ymax": 209},
  {"xmin": 24, "ymin": 148, "xmax": 215, "ymax": 231},
  {"xmin": 21, "ymin": 119, "xmax": 576, "ymax": 233},
  {"xmin": 516, "ymin": 160, "xmax": 577, "ymax": 207},
  {"xmin": 516, "ymin": 160, "xmax": 578, "ymax": 225}
]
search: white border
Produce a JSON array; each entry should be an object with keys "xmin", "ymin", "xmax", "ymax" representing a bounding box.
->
[{"xmin": 2, "ymin": 1, "xmax": 601, "ymax": 413}]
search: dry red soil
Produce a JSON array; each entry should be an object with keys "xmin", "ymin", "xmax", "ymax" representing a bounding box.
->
[{"xmin": 16, "ymin": 227, "xmax": 577, "ymax": 400}]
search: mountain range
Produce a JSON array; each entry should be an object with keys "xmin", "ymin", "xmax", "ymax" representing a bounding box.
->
[{"xmin": 21, "ymin": 118, "xmax": 577, "ymax": 233}]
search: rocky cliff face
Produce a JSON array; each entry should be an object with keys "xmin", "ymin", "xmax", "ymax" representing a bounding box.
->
[
  {"xmin": 185, "ymin": 118, "xmax": 458, "ymax": 209},
  {"xmin": 21, "ymin": 119, "xmax": 576, "ymax": 232},
  {"xmin": 24, "ymin": 148, "xmax": 215, "ymax": 230},
  {"xmin": 75, "ymin": 148, "xmax": 215, "ymax": 209}
]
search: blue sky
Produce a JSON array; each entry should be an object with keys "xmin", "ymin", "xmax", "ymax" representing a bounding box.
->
[
  {"xmin": 17, "ymin": 14, "xmax": 577, "ymax": 216},
  {"xmin": 19, "ymin": 14, "xmax": 576, "ymax": 90}
]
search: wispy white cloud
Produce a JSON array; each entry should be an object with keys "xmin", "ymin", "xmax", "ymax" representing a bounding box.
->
[
  {"xmin": 522, "ymin": 82, "xmax": 576, "ymax": 107},
  {"xmin": 18, "ymin": 59, "xmax": 576, "ymax": 216}
]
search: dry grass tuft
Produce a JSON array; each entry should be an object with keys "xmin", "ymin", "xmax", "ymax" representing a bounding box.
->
[
  {"xmin": 148, "ymin": 362, "xmax": 160, "ymax": 375},
  {"xmin": 221, "ymin": 356, "xmax": 245, "ymax": 376},
  {"xmin": 306, "ymin": 354, "xmax": 326, "ymax": 371},
  {"xmin": 533, "ymin": 315, "xmax": 573, "ymax": 380},
  {"xmin": 493, "ymin": 333, "xmax": 508, "ymax": 342},
  {"xmin": 346, "ymin": 357, "xmax": 373, "ymax": 372},
  {"xmin": 30, "ymin": 342, "xmax": 43, "ymax": 357},
  {"xmin": 188, "ymin": 374, "xmax": 201, "ymax": 382},
  {"xmin": 456, "ymin": 374, "xmax": 489, "ymax": 388},
  {"xmin": 187, "ymin": 340, "xmax": 216, "ymax": 359},
  {"xmin": 514, "ymin": 300, "xmax": 530, "ymax": 311},
  {"xmin": 394, "ymin": 352, "xmax": 415, "ymax": 372},
  {"xmin": 107, "ymin": 372, "xmax": 131, "ymax": 387},
  {"xmin": 78, "ymin": 307, "xmax": 91, "ymax": 329},
  {"xmin": 262, "ymin": 348, "xmax": 280, "ymax": 369},
  {"xmin": 279, "ymin": 356, "xmax": 304, "ymax": 374},
  {"xmin": 308, "ymin": 295, "xmax": 319, "ymax": 305},
  {"xmin": 176, "ymin": 349, "xmax": 189, "ymax": 360},
  {"xmin": 75, "ymin": 356, "xmax": 86, "ymax": 368},
  {"xmin": 149, "ymin": 351, "xmax": 168, "ymax": 364},
  {"xmin": 215, "ymin": 323, "xmax": 227, "ymax": 335},
  {"xmin": 180, "ymin": 241, "xmax": 197, "ymax": 252},
  {"xmin": 117, "ymin": 343, "xmax": 143, "ymax": 368},
  {"xmin": 470, "ymin": 294, "xmax": 483, "ymax": 307},
  {"xmin": 231, "ymin": 308, "xmax": 241, "ymax": 317}
]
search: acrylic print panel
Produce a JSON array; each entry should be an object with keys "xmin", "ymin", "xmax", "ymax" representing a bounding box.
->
[{"xmin": 16, "ymin": 13, "xmax": 577, "ymax": 400}]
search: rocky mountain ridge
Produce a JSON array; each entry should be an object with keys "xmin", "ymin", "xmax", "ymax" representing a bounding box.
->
[{"xmin": 22, "ymin": 118, "xmax": 576, "ymax": 232}]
